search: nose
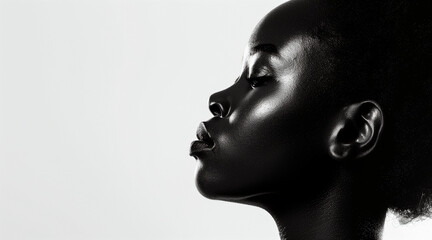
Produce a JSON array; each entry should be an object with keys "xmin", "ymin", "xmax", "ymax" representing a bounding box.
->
[{"xmin": 209, "ymin": 90, "xmax": 231, "ymax": 118}]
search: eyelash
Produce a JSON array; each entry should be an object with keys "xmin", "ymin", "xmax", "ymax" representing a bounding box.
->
[{"xmin": 245, "ymin": 76, "xmax": 273, "ymax": 88}]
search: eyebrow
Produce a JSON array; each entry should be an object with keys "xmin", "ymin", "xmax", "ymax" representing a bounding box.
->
[{"xmin": 250, "ymin": 43, "xmax": 279, "ymax": 56}]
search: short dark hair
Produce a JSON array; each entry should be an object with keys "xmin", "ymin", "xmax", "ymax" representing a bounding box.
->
[{"xmin": 311, "ymin": 0, "xmax": 432, "ymax": 222}]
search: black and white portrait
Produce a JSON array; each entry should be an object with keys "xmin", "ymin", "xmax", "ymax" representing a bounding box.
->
[{"xmin": 1, "ymin": 0, "xmax": 431, "ymax": 239}]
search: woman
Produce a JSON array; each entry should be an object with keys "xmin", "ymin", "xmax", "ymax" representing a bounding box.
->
[{"xmin": 189, "ymin": 0, "xmax": 432, "ymax": 239}]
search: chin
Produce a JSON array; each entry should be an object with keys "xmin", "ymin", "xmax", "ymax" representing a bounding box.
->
[
  {"xmin": 194, "ymin": 167, "xmax": 228, "ymax": 200},
  {"xmin": 194, "ymin": 166, "xmax": 265, "ymax": 203}
]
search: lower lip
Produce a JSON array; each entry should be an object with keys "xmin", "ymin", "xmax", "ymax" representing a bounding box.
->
[{"xmin": 190, "ymin": 140, "xmax": 213, "ymax": 156}]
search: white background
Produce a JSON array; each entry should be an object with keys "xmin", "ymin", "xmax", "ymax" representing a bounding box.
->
[{"xmin": 0, "ymin": 0, "xmax": 431, "ymax": 239}]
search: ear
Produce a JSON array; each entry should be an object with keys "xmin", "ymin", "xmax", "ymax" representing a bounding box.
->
[{"xmin": 329, "ymin": 101, "xmax": 384, "ymax": 160}]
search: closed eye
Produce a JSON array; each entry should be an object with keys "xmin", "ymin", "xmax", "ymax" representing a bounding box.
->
[{"xmin": 246, "ymin": 75, "xmax": 273, "ymax": 88}]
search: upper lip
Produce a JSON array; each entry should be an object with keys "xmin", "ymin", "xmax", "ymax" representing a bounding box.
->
[{"xmin": 196, "ymin": 122, "xmax": 215, "ymax": 147}]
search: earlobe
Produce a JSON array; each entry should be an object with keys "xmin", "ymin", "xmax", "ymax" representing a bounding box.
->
[{"xmin": 329, "ymin": 101, "xmax": 384, "ymax": 160}]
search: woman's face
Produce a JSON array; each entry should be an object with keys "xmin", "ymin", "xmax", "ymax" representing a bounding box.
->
[{"xmin": 190, "ymin": 1, "xmax": 339, "ymax": 202}]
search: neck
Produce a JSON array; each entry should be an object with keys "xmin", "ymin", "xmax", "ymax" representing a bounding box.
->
[{"xmin": 246, "ymin": 168, "xmax": 388, "ymax": 240}]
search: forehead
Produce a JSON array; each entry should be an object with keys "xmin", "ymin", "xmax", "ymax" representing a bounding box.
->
[{"xmin": 248, "ymin": 0, "xmax": 321, "ymax": 50}]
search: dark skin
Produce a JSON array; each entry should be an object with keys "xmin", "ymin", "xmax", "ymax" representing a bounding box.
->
[{"xmin": 190, "ymin": 1, "xmax": 387, "ymax": 239}]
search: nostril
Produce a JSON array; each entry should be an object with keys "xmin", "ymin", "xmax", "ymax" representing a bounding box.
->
[{"xmin": 209, "ymin": 102, "xmax": 224, "ymax": 118}]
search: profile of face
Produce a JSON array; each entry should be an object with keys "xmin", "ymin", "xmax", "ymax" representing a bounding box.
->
[
  {"xmin": 190, "ymin": 0, "xmax": 432, "ymax": 238},
  {"xmin": 190, "ymin": 0, "xmax": 360, "ymax": 203}
]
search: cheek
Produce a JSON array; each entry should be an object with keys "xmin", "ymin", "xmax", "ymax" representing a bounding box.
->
[
  {"xmin": 205, "ymin": 90, "xmax": 307, "ymax": 191},
  {"xmin": 248, "ymin": 80, "xmax": 297, "ymax": 121},
  {"xmin": 196, "ymin": 78, "xmax": 324, "ymax": 199},
  {"xmin": 233, "ymin": 84, "xmax": 299, "ymax": 148}
]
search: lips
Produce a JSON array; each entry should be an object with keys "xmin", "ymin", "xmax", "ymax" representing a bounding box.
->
[{"xmin": 190, "ymin": 122, "xmax": 215, "ymax": 157}]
